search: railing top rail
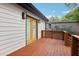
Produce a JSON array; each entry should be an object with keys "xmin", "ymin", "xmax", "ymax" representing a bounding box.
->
[
  {"xmin": 42, "ymin": 30, "xmax": 64, "ymax": 33},
  {"xmin": 72, "ymin": 35, "xmax": 79, "ymax": 40}
]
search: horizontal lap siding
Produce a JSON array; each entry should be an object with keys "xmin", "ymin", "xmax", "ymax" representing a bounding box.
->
[
  {"xmin": 0, "ymin": 4, "xmax": 26, "ymax": 55},
  {"xmin": 38, "ymin": 21, "xmax": 45, "ymax": 39}
]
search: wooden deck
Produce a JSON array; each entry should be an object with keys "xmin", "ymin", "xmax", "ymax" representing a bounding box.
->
[{"xmin": 8, "ymin": 38, "xmax": 71, "ymax": 56}]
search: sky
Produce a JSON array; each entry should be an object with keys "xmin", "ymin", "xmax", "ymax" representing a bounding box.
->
[{"xmin": 33, "ymin": 3, "xmax": 71, "ymax": 19}]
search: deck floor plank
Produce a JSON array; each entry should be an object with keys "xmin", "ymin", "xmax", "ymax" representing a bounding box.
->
[{"xmin": 8, "ymin": 38, "xmax": 71, "ymax": 56}]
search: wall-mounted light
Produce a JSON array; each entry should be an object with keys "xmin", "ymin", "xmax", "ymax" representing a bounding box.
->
[{"xmin": 22, "ymin": 12, "xmax": 27, "ymax": 19}]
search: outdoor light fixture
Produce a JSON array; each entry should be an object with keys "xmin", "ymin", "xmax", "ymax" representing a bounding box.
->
[{"xmin": 22, "ymin": 12, "xmax": 27, "ymax": 19}]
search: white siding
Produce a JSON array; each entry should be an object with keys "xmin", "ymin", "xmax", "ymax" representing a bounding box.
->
[
  {"xmin": 0, "ymin": 4, "xmax": 26, "ymax": 55},
  {"xmin": 38, "ymin": 20, "xmax": 45, "ymax": 39}
]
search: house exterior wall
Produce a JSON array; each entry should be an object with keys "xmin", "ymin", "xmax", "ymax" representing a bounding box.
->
[
  {"xmin": 0, "ymin": 3, "xmax": 27, "ymax": 56},
  {"xmin": 38, "ymin": 20, "xmax": 45, "ymax": 39},
  {"xmin": 46, "ymin": 22, "xmax": 79, "ymax": 35},
  {"xmin": 0, "ymin": 3, "xmax": 46, "ymax": 55}
]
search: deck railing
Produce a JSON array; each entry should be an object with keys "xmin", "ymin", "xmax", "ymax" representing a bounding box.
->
[
  {"xmin": 71, "ymin": 35, "xmax": 79, "ymax": 56},
  {"xmin": 41, "ymin": 30, "xmax": 79, "ymax": 56},
  {"xmin": 41, "ymin": 30, "xmax": 64, "ymax": 40}
]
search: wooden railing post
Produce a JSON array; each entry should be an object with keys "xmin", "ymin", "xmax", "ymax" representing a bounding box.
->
[
  {"xmin": 64, "ymin": 31, "xmax": 72, "ymax": 46},
  {"xmin": 41, "ymin": 30, "xmax": 46, "ymax": 38},
  {"xmin": 71, "ymin": 36, "xmax": 79, "ymax": 56},
  {"xmin": 41, "ymin": 30, "xmax": 43, "ymax": 38},
  {"xmin": 64, "ymin": 32, "xmax": 67, "ymax": 46}
]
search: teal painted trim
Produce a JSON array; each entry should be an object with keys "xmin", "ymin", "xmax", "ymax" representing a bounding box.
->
[{"xmin": 25, "ymin": 15, "xmax": 27, "ymax": 45}]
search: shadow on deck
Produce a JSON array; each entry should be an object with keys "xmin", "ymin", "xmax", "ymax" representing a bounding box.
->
[{"xmin": 8, "ymin": 38, "xmax": 71, "ymax": 56}]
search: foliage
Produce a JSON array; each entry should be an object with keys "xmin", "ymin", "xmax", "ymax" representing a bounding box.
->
[
  {"xmin": 64, "ymin": 3, "xmax": 77, "ymax": 9},
  {"xmin": 62, "ymin": 7, "xmax": 79, "ymax": 21},
  {"xmin": 49, "ymin": 16, "xmax": 60, "ymax": 22}
]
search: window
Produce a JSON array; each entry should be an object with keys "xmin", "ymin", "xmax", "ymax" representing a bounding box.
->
[{"xmin": 49, "ymin": 24, "xmax": 51, "ymax": 29}]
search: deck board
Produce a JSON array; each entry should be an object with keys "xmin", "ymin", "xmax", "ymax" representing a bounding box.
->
[{"xmin": 8, "ymin": 38, "xmax": 71, "ymax": 56}]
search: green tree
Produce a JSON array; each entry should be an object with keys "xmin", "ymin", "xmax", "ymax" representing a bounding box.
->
[
  {"xmin": 62, "ymin": 3, "xmax": 79, "ymax": 21},
  {"xmin": 49, "ymin": 16, "xmax": 60, "ymax": 22},
  {"xmin": 64, "ymin": 3, "xmax": 77, "ymax": 9},
  {"xmin": 62, "ymin": 7, "xmax": 79, "ymax": 21}
]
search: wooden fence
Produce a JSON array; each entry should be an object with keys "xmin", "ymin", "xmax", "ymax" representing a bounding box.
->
[{"xmin": 41, "ymin": 30, "xmax": 79, "ymax": 56}]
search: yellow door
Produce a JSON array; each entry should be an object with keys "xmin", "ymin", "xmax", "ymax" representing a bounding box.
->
[
  {"xmin": 31, "ymin": 18, "xmax": 36, "ymax": 42},
  {"xmin": 30, "ymin": 18, "xmax": 36, "ymax": 43},
  {"xmin": 27, "ymin": 17, "xmax": 36, "ymax": 44}
]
